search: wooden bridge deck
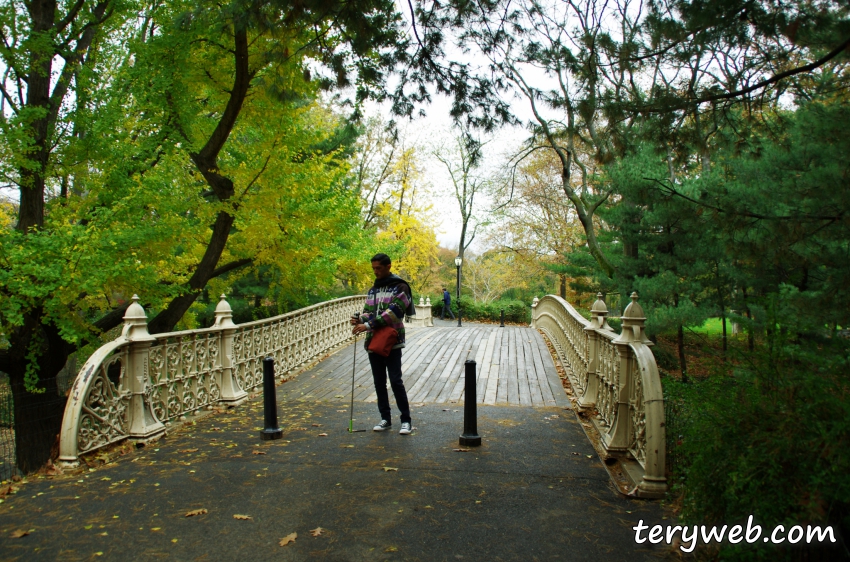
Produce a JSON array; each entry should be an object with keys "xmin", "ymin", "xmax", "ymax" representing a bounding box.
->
[{"xmin": 280, "ymin": 325, "xmax": 570, "ymax": 407}]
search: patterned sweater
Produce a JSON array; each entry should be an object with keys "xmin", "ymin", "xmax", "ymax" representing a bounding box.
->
[{"xmin": 358, "ymin": 276, "xmax": 413, "ymax": 352}]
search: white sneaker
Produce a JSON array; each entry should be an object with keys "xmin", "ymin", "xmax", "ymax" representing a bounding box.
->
[
  {"xmin": 373, "ymin": 420, "xmax": 392, "ymax": 431},
  {"xmin": 399, "ymin": 422, "xmax": 412, "ymax": 435}
]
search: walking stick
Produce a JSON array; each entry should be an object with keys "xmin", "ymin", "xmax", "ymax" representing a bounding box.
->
[{"xmin": 348, "ymin": 332, "xmax": 366, "ymax": 433}]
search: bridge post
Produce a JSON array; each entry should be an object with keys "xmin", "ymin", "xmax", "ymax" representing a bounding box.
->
[
  {"xmin": 259, "ymin": 357, "xmax": 283, "ymax": 440},
  {"xmin": 459, "ymin": 360, "xmax": 481, "ymax": 447},
  {"xmin": 123, "ymin": 296, "xmax": 166, "ymax": 441},
  {"xmin": 214, "ymin": 295, "xmax": 248, "ymax": 406}
]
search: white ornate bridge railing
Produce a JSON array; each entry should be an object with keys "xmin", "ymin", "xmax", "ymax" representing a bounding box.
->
[
  {"xmin": 531, "ymin": 293, "xmax": 667, "ymax": 498},
  {"xmin": 58, "ymin": 294, "xmax": 366, "ymax": 465}
]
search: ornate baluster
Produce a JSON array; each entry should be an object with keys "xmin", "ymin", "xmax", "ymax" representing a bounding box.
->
[
  {"xmin": 123, "ymin": 296, "xmax": 166, "ymax": 441},
  {"xmin": 215, "ymin": 295, "xmax": 248, "ymax": 405}
]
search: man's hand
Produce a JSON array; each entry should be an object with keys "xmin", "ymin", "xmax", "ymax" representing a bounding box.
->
[{"xmin": 352, "ymin": 324, "xmax": 369, "ymax": 335}]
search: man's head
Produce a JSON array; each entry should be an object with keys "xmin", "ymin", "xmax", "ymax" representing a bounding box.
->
[
  {"xmin": 442, "ymin": 288, "xmax": 447, "ymax": 292},
  {"xmin": 371, "ymin": 253, "xmax": 392, "ymax": 279}
]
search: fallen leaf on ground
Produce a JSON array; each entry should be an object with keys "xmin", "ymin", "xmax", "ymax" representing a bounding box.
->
[
  {"xmin": 233, "ymin": 514, "xmax": 252, "ymax": 520},
  {"xmin": 279, "ymin": 532, "xmax": 297, "ymax": 546},
  {"xmin": 0, "ymin": 486, "xmax": 13, "ymax": 497},
  {"xmin": 311, "ymin": 424, "xmax": 322, "ymax": 427},
  {"xmin": 382, "ymin": 467, "xmax": 398, "ymax": 472},
  {"xmin": 251, "ymin": 450, "xmax": 266, "ymax": 455},
  {"xmin": 10, "ymin": 529, "xmax": 32, "ymax": 538},
  {"xmin": 179, "ymin": 448, "xmax": 199, "ymax": 453},
  {"xmin": 318, "ymin": 433, "xmax": 328, "ymax": 437},
  {"xmin": 310, "ymin": 527, "xmax": 324, "ymax": 537},
  {"xmin": 185, "ymin": 508, "xmax": 208, "ymax": 517},
  {"xmin": 385, "ymin": 546, "xmax": 398, "ymax": 552},
  {"xmin": 586, "ymin": 455, "xmax": 593, "ymax": 459},
  {"xmin": 453, "ymin": 449, "xmax": 471, "ymax": 453}
]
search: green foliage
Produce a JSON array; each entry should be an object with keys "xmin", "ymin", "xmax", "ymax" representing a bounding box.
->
[
  {"xmin": 433, "ymin": 298, "xmax": 530, "ymax": 324},
  {"xmin": 665, "ymin": 333, "xmax": 850, "ymax": 559}
]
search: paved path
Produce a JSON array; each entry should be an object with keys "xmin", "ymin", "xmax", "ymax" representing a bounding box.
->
[
  {"xmin": 283, "ymin": 326, "xmax": 569, "ymax": 408},
  {"xmin": 0, "ymin": 326, "xmax": 666, "ymax": 561}
]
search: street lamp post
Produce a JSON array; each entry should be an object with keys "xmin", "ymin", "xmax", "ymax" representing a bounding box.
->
[{"xmin": 455, "ymin": 256, "xmax": 463, "ymax": 327}]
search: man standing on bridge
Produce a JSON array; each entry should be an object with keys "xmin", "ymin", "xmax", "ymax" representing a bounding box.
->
[{"xmin": 351, "ymin": 253, "xmax": 414, "ymax": 435}]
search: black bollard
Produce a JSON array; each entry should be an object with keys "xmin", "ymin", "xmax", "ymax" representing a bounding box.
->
[
  {"xmin": 459, "ymin": 360, "xmax": 481, "ymax": 447},
  {"xmin": 500, "ymin": 309, "xmax": 505, "ymax": 327},
  {"xmin": 259, "ymin": 356, "xmax": 282, "ymax": 440}
]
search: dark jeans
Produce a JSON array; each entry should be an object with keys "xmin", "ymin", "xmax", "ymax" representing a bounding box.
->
[
  {"xmin": 368, "ymin": 348, "xmax": 411, "ymax": 424},
  {"xmin": 441, "ymin": 303, "xmax": 455, "ymax": 319}
]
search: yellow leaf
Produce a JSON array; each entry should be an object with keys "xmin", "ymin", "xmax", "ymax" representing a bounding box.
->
[
  {"xmin": 279, "ymin": 532, "xmax": 297, "ymax": 546},
  {"xmin": 233, "ymin": 514, "xmax": 252, "ymax": 520},
  {"xmin": 10, "ymin": 529, "xmax": 31, "ymax": 538},
  {"xmin": 382, "ymin": 467, "xmax": 398, "ymax": 472},
  {"xmin": 309, "ymin": 527, "xmax": 324, "ymax": 537},
  {"xmin": 185, "ymin": 508, "xmax": 208, "ymax": 517}
]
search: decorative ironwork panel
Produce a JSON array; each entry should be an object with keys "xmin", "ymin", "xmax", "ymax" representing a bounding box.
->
[
  {"xmin": 78, "ymin": 350, "xmax": 130, "ymax": 455},
  {"xmin": 148, "ymin": 332, "xmax": 222, "ymax": 423},
  {"xmin": 629, "ymin": 353, "xmax": 647, "ymax": 466},
  {"xmin": 595, "ymin": 335, "xmax": 620, "ymax": 428}
]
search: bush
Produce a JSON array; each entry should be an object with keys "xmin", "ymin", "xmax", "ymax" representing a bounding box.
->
[
  {"xmin": 664, "ymin": 338, "xmax": 850, "ymax": 560},
  {"xmin": 431, "ymin": 298, "xmax": 531, "ymax": 324}
]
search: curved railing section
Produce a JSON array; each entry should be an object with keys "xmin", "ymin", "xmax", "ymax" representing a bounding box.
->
[
  {"xmin": 531, "ymin": 292, "xmax": 667, "ymax": 498},
  {"xmin": 530, "ymin": 295, "xmax": 590, "ymax": 395},
  {"xmin": 59, "ymin": 294, "xmax": 365, "ymax": 465}
]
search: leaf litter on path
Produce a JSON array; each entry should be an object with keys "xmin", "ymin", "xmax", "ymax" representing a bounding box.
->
[
  {"xmin": 185, "ymin": 508, "xmax": 207, "ymax": 517},
  {"xmin": 233, "ymin": 514, "xmax": 252, "ymax": 520},
  {"xmin": 310, "ymin": 527, "xmax": 324, "ymax": 537}
]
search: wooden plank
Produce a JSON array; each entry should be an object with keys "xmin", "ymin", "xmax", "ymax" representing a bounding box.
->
[
  {"xmin": 477, "ymin": 331, "xmax": 497, "ymax": 402},
  {"xmin": 483, "ymin": 331, "xmax": 501, "ymax": 404},
  {"xmin": 522, "ymin": 332, "xmax": 545, "ymax": 406},
  {"xmin": 406, "ymin": 331, "xmax": 461, "ymax": 402},
  {"xmin": 419, "ymin": 328, "xmax": 476, "ymax": 403},
  {"xmin": 530, "ymin": 331, "xmax": 570, "ymax": 407},
  {"xmin": 495, "ymin": 329, "xmax": 509, "ymax": 403},
  {"xmin": 515, "ymin": 329, "xmax": 533, "ymax": 406},
  {"xmin": 528, "ymin": 331, "xmax": 557, "ymax": 406},
  {"xmin": 432, "ymin": 327, "xmax": 480, "ymax": 403},
  {"xmin": 400, "ymin": 330, "xmax": 452, "ymax": 401},
  {"xmin": 448, "ymin": 327, "xmax": 488, "ymax": 402},
  {"xmin": 505, "ymin": 326, "xmax": 519, "ymax": 404}
]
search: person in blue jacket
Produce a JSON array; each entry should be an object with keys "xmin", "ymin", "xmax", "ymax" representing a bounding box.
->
[{"xmin": 441, "ymin": 288, "xmax": 455, "ymax": 320}]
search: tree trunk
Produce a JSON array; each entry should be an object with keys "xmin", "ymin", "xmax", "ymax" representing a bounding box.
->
[
  {"xmin": 15, "ymin": 0, "xmax": 58, "ymax": 232},
  {"xmin": 4, "ymin": 311, "xmax": 73, "ymax": 473},
  {"xmin": 559, "ymin": 274, "xmax": 566, "ymax": 299}
]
